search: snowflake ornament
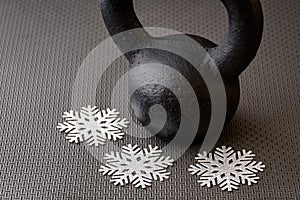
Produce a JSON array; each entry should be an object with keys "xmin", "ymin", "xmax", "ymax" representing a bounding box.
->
[
  {"xmin": 188, "ymin": 146, "xmax": 265, "ymax": 192},
  {"xmin": 57, "ymin": 106, "xmax": 129, "ymax": 146},
  {"xmin": 99, "ymin": 144, "xmax": 174, "ymax": 189}
]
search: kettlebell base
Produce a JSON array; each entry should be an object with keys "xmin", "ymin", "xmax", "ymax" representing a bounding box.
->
[{"xmin": 129, "ymin": 34, "xmax": 241, "ymax": 143}]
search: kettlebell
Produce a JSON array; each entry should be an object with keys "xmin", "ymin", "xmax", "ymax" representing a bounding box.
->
[{"xmin": 100, "ymin": 0, "xmax": 264, "ymax": 142}]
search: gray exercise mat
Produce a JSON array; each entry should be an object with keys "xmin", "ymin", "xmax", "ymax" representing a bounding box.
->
[{"xmin": 0, "ymin": 0, "xmax": 299, "ymax": 199}]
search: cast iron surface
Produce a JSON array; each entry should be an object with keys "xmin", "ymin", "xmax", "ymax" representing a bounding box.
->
[
  {"xmin": 100, "ymin": 0, "xmax": 263, "ymax": 141},
  {"xmin": 1, "ymin": 0, "xmax": 299, "ymax": 198},
  {"xmin": 100, "ymin": 0, "xmax": 264, "ymax": 141}
]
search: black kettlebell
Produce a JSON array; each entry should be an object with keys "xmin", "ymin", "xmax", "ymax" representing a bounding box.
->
[{"xmin": 100, "ymin": 0, "xmax": 264, "ymax": 142}]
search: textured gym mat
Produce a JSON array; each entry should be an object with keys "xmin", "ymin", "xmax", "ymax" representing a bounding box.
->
[{"xmin": 0, "ymin": 0, "xmax": 299, "ymax": 199}]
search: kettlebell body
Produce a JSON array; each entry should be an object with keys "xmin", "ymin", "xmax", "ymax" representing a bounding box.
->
[{"xmin": 100, "ymin": 0, "xmax": 264, "ymax": 142}]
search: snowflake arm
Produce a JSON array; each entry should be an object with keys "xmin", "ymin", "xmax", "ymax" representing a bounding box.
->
[
  {"xmin": 99, "ymin": 151, "xmax": 130, "ymax": 186},
  {"xmin": 57, "ymin": 106, "xmax": 129, "ymax": 146},
  {"xmin": 57, "ymin": 110, "xmax": 85, "ymax": 143},
  {"xmin": 188, "ymin": 151, "xmax": 220, "ymax": 188},
  {"xmin": 98, "ymin": 108, "xmax": 129, "ymax": 142},
  {"xmin": 131, "ymin": 175, "xmax": 152, "ymax": 189},
  {"xmin": 150, "ymin": 157, "xmax": 173, "ymax": 182},
  {"xmin": 138, "ymin": 145, "xmax": 174, "ymax": 182},
  {"xmin": 232, "ymin": 150, "xmax": 265, "ymax": 186},
  {"xmin": 99, "ymin": 108, "xmax": 120, "ymax": 119},
  {"xmin": 214, "ymin": 146, "xmax": 241, "ymax": 191},
  {"xmin": 188, "ymin": 146, "xmax": 265, "ymax": 192},
  {"xmin": 99, "ymin": 144, "xmax": 174, "ymax": 188},
  {"xmin": 101, "ymin": 118, "xmax": 129, "ymax": 141},
  {"xmin": 99, "ymin": 145, "xmax": 140, "ymax": 186}
]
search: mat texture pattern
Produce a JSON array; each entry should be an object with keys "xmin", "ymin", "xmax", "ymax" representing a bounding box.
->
[{"xmin": 0, "ymin": 0, "xmax": 299, "ymax": 199}]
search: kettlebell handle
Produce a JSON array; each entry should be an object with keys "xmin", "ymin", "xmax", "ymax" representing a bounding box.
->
[{"xmin": 100, "ymin": 0, "xmax": 263, "ymax": 79}]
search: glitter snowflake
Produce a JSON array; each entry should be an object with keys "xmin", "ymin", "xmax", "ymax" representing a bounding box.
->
[
  {"xmin": 57, "ymin": 105, "xmax": 129, "ymax": 146},
  {"xmin": 99, "ymin": 144, "xmax": 174, "ymax": 188},
  {"xmin": 188, "ymin": 146, "xmax": 265, "ymax": 191}
]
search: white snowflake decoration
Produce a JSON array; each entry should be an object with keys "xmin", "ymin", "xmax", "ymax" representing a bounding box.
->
[
  {"xmin": 57, "ymin": 106, "xmax": 129, "ymax": 146},
  {"xmin": 99, "ymin": 144, "xmax": 174, "ymax": 188},
  {"xmin": 188, "ymin": 146, "xmax": 265, "ymax": 191}
]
